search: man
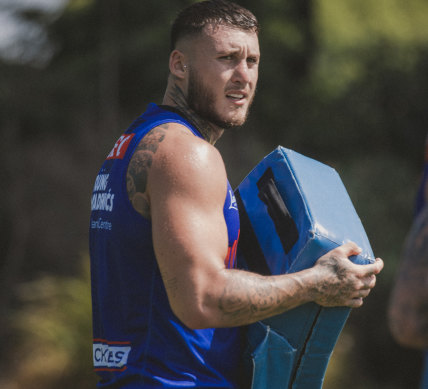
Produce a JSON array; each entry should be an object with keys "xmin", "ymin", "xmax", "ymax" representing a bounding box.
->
[
  {"xmin": 389, "ymin": 135, "xmax": 428, "ymax": 388},
  {"xmin": 89, "ymin": 1, "xmax": 384, "ymax": 387}
]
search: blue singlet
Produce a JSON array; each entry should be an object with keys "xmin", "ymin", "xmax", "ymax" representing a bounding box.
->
[{"xmin": 89, "ymin": 104, "xmax": 241, "ymax": 388}]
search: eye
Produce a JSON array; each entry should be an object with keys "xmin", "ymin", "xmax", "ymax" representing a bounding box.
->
[
  {"xmin": 247, "ymin": 56, "xmax": 259, "ymax": 65},
  {"xmin": 220, "ymin": 55, "xmax": 234, "ymax": 60}
]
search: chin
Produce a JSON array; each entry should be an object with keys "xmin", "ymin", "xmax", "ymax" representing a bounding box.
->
[
  {"xmin": 217, "ymin": 107, "xmax": 246, "ymax": 126},
  {"xmin": 226, "ymin": 111, "xmax": 249, "ymax": 127},
  {"xmin": 200, "ymin": 104, "xmax": 250, "ymax": 129},
  {"xmin": 221, "ymin": 118, "xmax": 246, "ymax": 130}
]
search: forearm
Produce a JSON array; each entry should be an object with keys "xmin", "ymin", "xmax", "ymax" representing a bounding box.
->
[
  {"xmin": 170, "ymin": 266, "xmax": 318, "ymax": 329},
  {"xmin": 180, "ymin": 243, "xmax": 382, "ymax": 329},
  {"xmin": 210, "ymin": 268, "xmax": 314, "ymax": 328},
  {"xmin": 174, "ymin": 267, "xmax": 313, "ymax": 329}
]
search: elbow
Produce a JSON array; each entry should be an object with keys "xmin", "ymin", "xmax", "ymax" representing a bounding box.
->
[
  {"xmin": 170, "ymin": 301, "xmax": 219, "ymax": 330},
  {"xmin": 181, "ymin": 317, "xmax": 212, "ymax": 330},
  {"xmin": 176, "ymin": 310, "xmax": 211, "ymax": 330},
  {"xmin": 165, "ymin": 272, "xmax": 227, "ymax": 330}
]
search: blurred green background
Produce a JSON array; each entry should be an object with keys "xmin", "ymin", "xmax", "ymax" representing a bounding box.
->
[{"xmin": 0, "ymin": 0, "xmax": 427, "ymax": 388}]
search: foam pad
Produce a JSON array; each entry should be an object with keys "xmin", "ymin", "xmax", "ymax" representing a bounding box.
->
[{"xmin": 235, "ymin": 146, "xmax": 374, "ymax": 389}]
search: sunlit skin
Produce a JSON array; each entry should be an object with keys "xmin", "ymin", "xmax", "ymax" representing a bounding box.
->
[
  {"xmin": 126, "ymin": 23, "xmax": 384, "ymax": 330},
  {"xmin": 185, "ymin": 25, "xmax": 259, "ymax": 130},
  {"xmin": 163, "ymin": 24, "xmax": 260, "ymax": 144}
]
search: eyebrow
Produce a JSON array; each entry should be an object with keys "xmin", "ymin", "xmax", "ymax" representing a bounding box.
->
[{"xmin": 216, "ymin": 48, "xmax": 259, "ymax": 57}]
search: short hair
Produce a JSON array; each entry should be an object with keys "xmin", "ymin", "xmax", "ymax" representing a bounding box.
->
[{"xmin": 170, "ymin": 0, "xmax": 259, "ymax": 50}]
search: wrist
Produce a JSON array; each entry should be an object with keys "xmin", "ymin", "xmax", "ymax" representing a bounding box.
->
[{"xmin": 291, "ymin": 268, "xmax": 319, "ymax": 305}]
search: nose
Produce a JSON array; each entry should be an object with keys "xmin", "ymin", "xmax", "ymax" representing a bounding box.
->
[{"xmin": 232, "ymin": 60, "xmax": 250, "ymax": 84}]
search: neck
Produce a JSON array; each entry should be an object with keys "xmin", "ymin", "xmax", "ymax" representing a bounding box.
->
[{"xmin": 162, "ymin": 78, "xmax": 224, "ymax": 145}]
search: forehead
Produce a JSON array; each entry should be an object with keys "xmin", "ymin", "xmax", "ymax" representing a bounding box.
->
[{"xmin": 194, "ymin": 24, "xmax": 260, "ymax": 55}]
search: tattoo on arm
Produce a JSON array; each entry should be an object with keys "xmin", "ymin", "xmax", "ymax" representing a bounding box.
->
[
  {"xmin": 218, "ymin": 272, "xmax": 282, "ymax": 325},
  {"xmin": 127, "ymin": 126, "xmax": 167, "ymax": 218}
]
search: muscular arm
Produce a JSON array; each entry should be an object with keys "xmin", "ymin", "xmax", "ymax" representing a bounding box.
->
[
  {"xmin": 129, "ymin": 124, "xmax": 383, "ymax": 329},
  {"xmin": 389, "ymin": 206, "xmax": 428, "ymax": 348}
]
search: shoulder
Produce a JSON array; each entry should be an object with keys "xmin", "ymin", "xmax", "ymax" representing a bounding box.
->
[
  {"xmin": 150, "ymin": 123, "xmax": 227, "ymax": 202},
  {"xmin": 155, "ymin": 124, "xmax": 225, "ymax": 176},
  {"xmin": 127, "ymin": 122, "xmax": 226, "ymax": 218}
]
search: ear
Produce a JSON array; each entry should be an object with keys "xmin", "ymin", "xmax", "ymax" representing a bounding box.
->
[{"xmin": 169, "ymin": 49, "xmax": 187, "ymax": 79}]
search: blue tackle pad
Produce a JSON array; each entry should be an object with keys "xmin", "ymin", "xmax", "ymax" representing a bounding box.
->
[{"xmin": 235, "ymin": 146, "xmax": 374, "ymax": 389}]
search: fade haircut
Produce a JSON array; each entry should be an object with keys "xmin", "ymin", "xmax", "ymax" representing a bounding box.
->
[{"xmin": 170, "ymin": 0, "xmax": 259, "ymax": 50}]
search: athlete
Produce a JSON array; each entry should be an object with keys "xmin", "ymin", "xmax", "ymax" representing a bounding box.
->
[
  {"xmin": 89, "ymin": 1, "xmax": 384, "ymax": 387},
  {"xmin": 389, "ymin": 134, "xmax": 428, "ymax": 389}
]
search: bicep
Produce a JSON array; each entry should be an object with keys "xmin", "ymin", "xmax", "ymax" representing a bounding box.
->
[{"xmin": 148, "ymin": 140, "xmax": 230, "ymax": 324}]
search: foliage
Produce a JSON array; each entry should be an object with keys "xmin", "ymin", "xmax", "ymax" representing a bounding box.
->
[
  {"xmin": 1, "ymin": 258, "xmax": 96, "ymax": 389},
  {"xmin": 1, "ymin": 0, "xmax": 427, "ymax": 388}
]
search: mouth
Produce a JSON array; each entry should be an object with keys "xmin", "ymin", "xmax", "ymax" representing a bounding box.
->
[{"xmin": 226, "ymin": 91, "xmax": 247, "ymax": 104}]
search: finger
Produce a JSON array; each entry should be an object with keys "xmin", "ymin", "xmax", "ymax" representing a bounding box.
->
[
  {"xmin": 363, "ymin": 257, "xmax": 384, "ymax": 276},
  {"xmin": 352, "ymin": 257, "xmax": 384, "ymax": 279},
  {"xmin": 373, "ymin": 257, "xmax": 384, "ymax": 272},
  {"xmin": 349, "ymin": 297, "xmax": 364, "ymax": 308},
  {"xmin": 336, "ymin": 241, "xmax": 363, "ymax": 257},
  {"xmin": 360, "ymin": 288, "xmax": 371, "ymax": 298},
  {"xmin": 358, "ymin": 274, "xmax": 376, "ymax": 289},
  {"xmin": 352, "ymin": 288, "xmax": 370, "ymax": 299}
]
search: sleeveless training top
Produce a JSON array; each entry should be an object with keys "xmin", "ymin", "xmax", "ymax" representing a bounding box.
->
[{"xmin": 89, "ymin": 103, "xmax": 241, "ymax": 388}]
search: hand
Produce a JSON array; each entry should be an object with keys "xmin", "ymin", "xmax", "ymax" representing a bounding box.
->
[{"xmin": 311, "ymin": 242, "xmax": 384, "ymax": 308}]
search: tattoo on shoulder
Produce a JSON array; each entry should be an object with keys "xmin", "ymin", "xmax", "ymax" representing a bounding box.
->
[{"xmin": 126, "ymin": 126, "xmax": 167, "ymax": 218}]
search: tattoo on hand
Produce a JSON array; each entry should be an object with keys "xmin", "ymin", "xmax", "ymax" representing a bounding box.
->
[{"xmin": 313, "ymin": 255, "xmax": 355, "ymax": 306}]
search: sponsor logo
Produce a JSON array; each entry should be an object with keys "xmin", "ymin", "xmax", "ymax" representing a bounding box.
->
[
  {"xmin": 91, "ymin": 173, "xmax": 115, "ymax": 212},
  {"xmin": 91, "ymin": 217, "xmax": 112, "ymax": 230},
  {"xmin": 93, "ymin": 174, "xmax": 109, "ymax": 192},
  {"xmin": 91, "ymin": 190, "xmax": 115, "ymax": 212},
  {"xmin": 93, "ymin": 339, "xmax": 131, "ymax": 371},
  {"xmin": 228, "ymin": 190, "xmax": 238, "ymax": 211},
  {"xmin": 107, "ymin": 134, "xmax": 135, "ymax": 160}
]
